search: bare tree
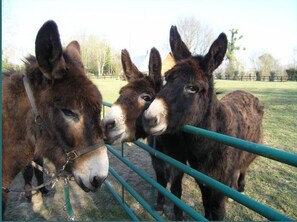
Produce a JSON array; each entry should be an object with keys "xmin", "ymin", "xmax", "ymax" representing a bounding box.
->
[
  {"xmin": 176, "ymin": 17, "xmax": 214, "ymax": 55},
  {"xmin": 111, "ymin": 52, "xmax": 122, "ymax": 77},
  {"xmin": 251, "ymin": 53, "xmax": 285, "ymax": 81},
  {"xmin": 76, "ymin": 34, "xmax": 120, "ymax": 77},
  {"xmin": 258, "ymin": 53, "xmax": 283, "ymax": 77}
]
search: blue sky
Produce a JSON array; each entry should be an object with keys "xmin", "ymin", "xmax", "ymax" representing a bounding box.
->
[{"xmin": 2, "ymin": 0, "xmax": 297, "ymax": 70}]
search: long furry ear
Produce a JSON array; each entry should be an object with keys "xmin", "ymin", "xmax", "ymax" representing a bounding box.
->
[
  {"xmin": 148, "ymin": 47, "xmax": 162, "ymax": 89},
  {"xmin": 65, "ymin": 41, "xmax": 83, "ymax": 65},
  {"xmin": 169, "ymin": 25, "xmax": 192, "ymax": 61},
  {"xmin": 203, "ymin": 33, "xmax": 227, "ymax": 74},
  {"xmin": 121, "ymin": 49, "xmax": 144, "ymax": 82},
  {"xmin": 35, "ymin": 20, "xmax": 66, "ymax": 79}
]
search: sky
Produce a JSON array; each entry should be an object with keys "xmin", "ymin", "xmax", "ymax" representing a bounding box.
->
[{"xmin": 2, "ymin": 0, "xmax": 297, "ymax": 70}]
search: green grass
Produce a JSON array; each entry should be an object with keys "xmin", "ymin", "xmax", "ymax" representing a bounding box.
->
[
  {"xmin": 90, "ymin": 76, "xmax": 127, "ymax": 103},
  {"xmin": 91, "ymin": 77, "xmax": 297, "ymax": 220},
  {"xmin": 215, "ymin": 80, "xmax": 297, "ymax": 153},
  {"xmin": 213, "ymin": 80, "xmax": 297, "ymax": 220}
]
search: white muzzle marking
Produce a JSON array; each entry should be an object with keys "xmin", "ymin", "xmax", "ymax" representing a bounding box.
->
[
  {"xmin": 144, "ymin": 98, "xmax": 168, "ymax": 135},
  {"xmin": 103, "ymin": 104, "xmax": 131, "ymax": 144},
  {"xmin": 73, "ymin": 146, "xmax": 109, "ymax": 191}
]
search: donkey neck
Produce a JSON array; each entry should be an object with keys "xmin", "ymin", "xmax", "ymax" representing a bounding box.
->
[
  {"xmin": 136, "ymin": 119, "xmax": 148, "ymax": 140},
  {"xmin": 199, "ymin": 86, "xmax": 221, "ymax": 132}
]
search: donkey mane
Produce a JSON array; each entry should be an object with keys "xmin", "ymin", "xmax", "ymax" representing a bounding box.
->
[{"xmin": 22, "ymin": 54, "xmax": 102, "ymax": 112}]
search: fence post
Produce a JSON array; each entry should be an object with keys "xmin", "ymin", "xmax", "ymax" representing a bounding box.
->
[
  {"xmin": 121, "ymin": 143, "xmax": 125, "ymax": 205},
  {"xmin": 150, "ymin": 137, "xmax": 157, "ymax": 209}
]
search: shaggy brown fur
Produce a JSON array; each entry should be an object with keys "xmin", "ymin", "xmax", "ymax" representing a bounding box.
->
[
  {"xmin": 2, "ymin": 20, "xmax": 107, "ymax": 216},
  {"xmin": 143, "ymin": 26, "xmax": 264, "ymax": 220}
]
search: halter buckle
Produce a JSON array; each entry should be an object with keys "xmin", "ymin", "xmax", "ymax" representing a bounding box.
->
[
  {"xmin": 2, "ymin": 187, "xmax": 10, "ymax": 193},
  {"xmin": 35, "ymin": 115, "xmax": 43, "ymax": 125},
  {"xmin": 66, "ymin": 151, "xmax": 78, "ymax": 161}
]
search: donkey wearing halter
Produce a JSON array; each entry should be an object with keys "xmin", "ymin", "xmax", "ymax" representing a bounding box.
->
[
  {"xmin": 2, "ymin": 20, "xmax": 109, "ymax": 216},
  {"xmin": 143, "ymin": 26, "xmax": 264, "ymax": 220},
  {"xmin": 103, "ymin": 48, "xmax": 187, "ymax": 220}
]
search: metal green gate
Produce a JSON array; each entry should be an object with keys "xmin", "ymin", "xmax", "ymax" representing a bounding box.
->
[{"xmin": 102, "ymin": 101, "xmax": 297, "ymax": 221}]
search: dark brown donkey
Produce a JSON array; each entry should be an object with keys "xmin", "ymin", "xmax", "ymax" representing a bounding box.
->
[
  {"xmin": 143, "ymin": 26, "xmax": 264, "ymax": 220},
  {"xmin": 2, "ymin": 20, "xmax": 109, "ymax": 215},
  {"xmin": 103, "ymin": 48, "xmax": 187, "ymax": 220}
]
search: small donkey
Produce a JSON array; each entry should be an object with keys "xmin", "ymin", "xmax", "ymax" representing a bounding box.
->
[{"xmin": 103, "ymin": 48, "xmax": 186, "ymax": 220}]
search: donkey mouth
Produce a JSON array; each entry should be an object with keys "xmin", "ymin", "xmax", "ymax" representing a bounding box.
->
[
  {"xmin": 146, "ymin": 125, "xmax": 167, "ymax": 136},
  {"xmin": 76, "ymin": 177, "xmax": 97, "ymax": 192},
  {"xmin": 77, "ymin": 180, "xmax": 91, "ymax": 192},
  {"xmin": 105, "ymin": 132, "xmax": 124, "ymax": 144}
]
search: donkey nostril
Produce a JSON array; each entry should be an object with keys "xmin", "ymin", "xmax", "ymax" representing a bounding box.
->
[
  {"xmin": 91, "ymin": 176, "xmax": 106, "ymax": 188},
  {"xmin": 147, "ymin": 116, "xmax": 158, "ymax": 127},
  {"xmin": 106, "ymin": 120, "xmax": 116, "ymax": 131}
]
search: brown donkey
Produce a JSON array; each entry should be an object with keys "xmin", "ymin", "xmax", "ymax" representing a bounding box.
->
[
  {"xmin": 143, "ymin": 26, "xmax": 264, "ymax": 220},
  {"xmin": 2, "ymin": 20, "xmax": 109, "ymax": 215},
  {"xmin": 103, "ymin": 48, "xmax": 187, "ymax": 220}
]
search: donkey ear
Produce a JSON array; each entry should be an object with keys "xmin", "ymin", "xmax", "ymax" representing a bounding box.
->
[
  {"xmin": 203, "ymin": 33, "xmax": 227, "ymax": 74},
  {"xmin": 169, "ymin": 25, "xmax": 192, "ymax": 61},
  {"xmin": 65, "ymin": 41, "xmax": 83, "ymax": 65},
  {"xmin": 121, "ymin": 49, "xmax": 143, "ymax": 82},
  {"xmin": 35, "ymin": 20, "xmax": 66, "ymax": 79},
  {"xmin": 148, "ymin": 47, "xmax": 162, "ymax": 88}
]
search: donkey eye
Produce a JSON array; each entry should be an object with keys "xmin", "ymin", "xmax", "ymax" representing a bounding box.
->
[
  {"xmin": 185, "ymin": 85, "xmax": 199, "ymax": 94},
  {"xmin": 61, "ymin": 109, "xmax": 79, "ymax": 121},
  {"xmin": 141, "ymin": 94, "xmax": 152, "ymax": 103}
]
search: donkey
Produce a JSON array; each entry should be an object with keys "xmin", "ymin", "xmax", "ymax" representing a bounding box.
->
[
  {"xmin": 143, "ymin": 26, "xmax": 264, "ymax": 220},
  {"xmin": 2, "ymin": 20, "xmax": 109, "ymax": 215},
  {"xmin": 103, "ymin": 48, "xmax": 187, "ymax": 220}
]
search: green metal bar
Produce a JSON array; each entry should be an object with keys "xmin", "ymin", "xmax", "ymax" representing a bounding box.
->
[
  {"xmin": 109, "ymin": 167, "xmax": 163, "ymax": 221},
  {"xmin": 103, "ymin": 101, "xmax": 112, "ymax": 107},
  {"xmin": 102, "ymin": 101, "xmax": 297, "ymax": 167},
  {"xmin": 121, "ymin": 143, "xmax": 125, "ymax": 207},
  {"xmin": 135, "ymin": 140, "xmax": 293, "ymax": 221},
  {"xmin": 104, "ymin": 180, "xmax": 139, "ymax": 221},
  {"xmin": 182, "ymin": 125, "xmax": 297, "ymax": 167},
  {"xmin": 102, "ymin": 101, "xmax": 295, "ymax": 221},
  {"xmin": 134, "ymin": 141, "xmax": 292, "ymax": 221},
  {"xmin": 150, "ymin": 137, "xmax": 157, "ymax": 210},
  {"xmin": 106, "ymin": 144, "xmax": 207, "ymax": 221}
]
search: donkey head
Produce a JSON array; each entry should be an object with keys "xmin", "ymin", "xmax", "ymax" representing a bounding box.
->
[
  {"xmin": 103, "ymin": 48, "xmax": 162, "ymax": 144},
  {"xmin": 32, "ymin": 21, "xmax": 108, "ymax": 192},
  {"xmin": 143, "ymin": 26, "xmax": 227, "ymax": 135}
]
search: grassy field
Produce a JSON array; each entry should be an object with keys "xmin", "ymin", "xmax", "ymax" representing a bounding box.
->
[
  {"xmin": 91, "ymin": 77, "xmax": 297, "ymax": 220},
  {"xmin": 91, "ymin": 77, "xmax": 127, "ymax": 103}
]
